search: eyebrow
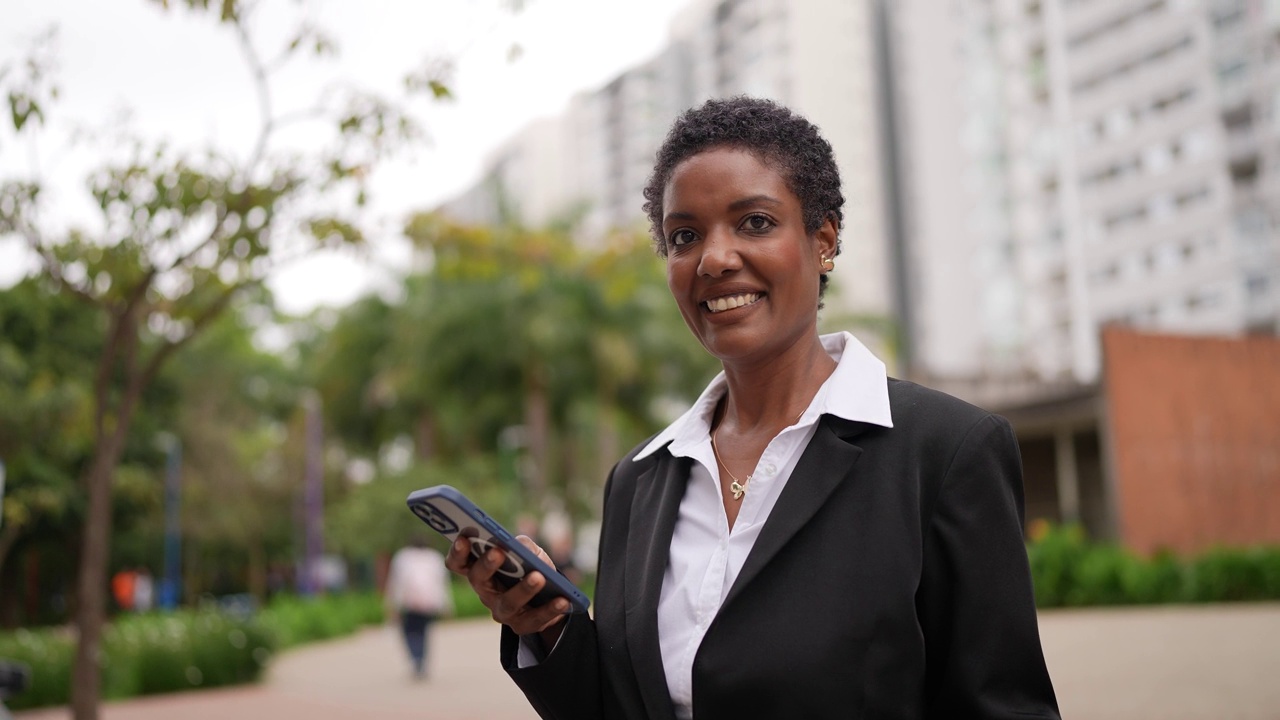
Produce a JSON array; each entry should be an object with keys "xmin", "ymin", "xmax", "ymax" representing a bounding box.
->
[
  {"xmin": 727, "ymin": 195, "xmax": 783, "ymax": 211},
  {"xmin": 663, "ymin": 195, "xmax": 784, "ymax": 225}
]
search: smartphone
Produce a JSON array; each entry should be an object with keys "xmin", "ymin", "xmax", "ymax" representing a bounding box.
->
[{"xmin": 406, "ymin": 485, "xmax": 590, "ymax": 613}]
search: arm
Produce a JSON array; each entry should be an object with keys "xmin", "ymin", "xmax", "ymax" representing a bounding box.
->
[
  {"xmin": 501, "ymin": 611, "xmax": 603, "ymax": 720},
  {"xmin": 918, "ymin": 414, "xmax": 1061, "ymax": 719}
]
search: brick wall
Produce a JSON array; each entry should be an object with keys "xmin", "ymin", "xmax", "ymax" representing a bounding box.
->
[{"xmin": 1103, "ymin": 328, "xmax": 1280, "ymax": 555}]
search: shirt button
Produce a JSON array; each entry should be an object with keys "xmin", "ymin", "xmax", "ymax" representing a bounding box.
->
[{"xmin": 764, "ymin": 463, "xmax": 777, "ymax": 476}]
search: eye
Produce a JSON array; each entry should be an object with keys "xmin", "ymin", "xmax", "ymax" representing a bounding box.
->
[
  {"xmin": 741, "ymin": 214, "xmax": 775, "ymax": 233},
  {"xmin": 668, "ymin": 229, "xmax": 698, "ymax": 247}
]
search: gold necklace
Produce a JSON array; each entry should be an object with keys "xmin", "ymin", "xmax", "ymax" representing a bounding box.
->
[
  {"xmin": 710, "ymin": 406, "xmax": 808, "ymax": 501},
  {"xmin": 710, "ymin": 431, "xmax": 751, "ymax": 500}
]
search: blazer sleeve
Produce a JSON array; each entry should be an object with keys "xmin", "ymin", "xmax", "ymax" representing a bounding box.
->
[
  {"xmin": 501, "ymin": 612, "xmax": 603, "ymax": 720},
  {"xmin": 918, "ymin": 413, "xmax": 1061, "ymax": 719},
  {"xmin": 499, "ymin": 463, "xmax": 624, "ymax": 720}
]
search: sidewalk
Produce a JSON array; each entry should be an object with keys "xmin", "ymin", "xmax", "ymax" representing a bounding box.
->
[
  {"xmin": 15, "ymin": 603, "xmax": 1280, "ymax": 720},
  {"xmin": 1040, "ymin": 603, "xmax": 1280, "ymax": 720}
]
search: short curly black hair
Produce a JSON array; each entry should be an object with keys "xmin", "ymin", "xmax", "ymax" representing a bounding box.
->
[{"xmin": 642, "ymin": 96, "xmax": 845, "ymax": 293}]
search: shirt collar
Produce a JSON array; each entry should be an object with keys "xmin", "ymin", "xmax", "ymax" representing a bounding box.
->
[{"xmin": 634, "ymin": 331, "xmax": 893, "ymax": 461}]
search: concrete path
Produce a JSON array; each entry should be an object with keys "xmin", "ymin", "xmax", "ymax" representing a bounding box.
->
[
  {"xmin": 15, "ymin": 603, "xmax": 1280, "ymax": 719},
  {"xmin": 1039, "ymin": 604, "xmax": 1280, "ymax": 720}
]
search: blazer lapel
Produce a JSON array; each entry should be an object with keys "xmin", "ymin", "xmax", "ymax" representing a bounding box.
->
[
  {"xmin": 720, "ymin": 416, "xmax": 866, "ymax": 610},
  {"xmin": 623, "ymin": 452, "xmax": 689, "ymax": 720}
]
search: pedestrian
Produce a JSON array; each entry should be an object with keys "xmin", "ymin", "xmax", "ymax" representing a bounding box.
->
[
  {"xmin": 133, "ymin": 568, "xmax": 154, "ymax": 613},
  {"xmin": 385, "ymin": 535, "xmax": 453, "ymax": 680},
  {"xmin": 110, "ymin": 569, "xmax": 136, "ymax": 612},
  {"xmin": 447, "ymin": 97, "xmax": 1059, "ymax": 718}
]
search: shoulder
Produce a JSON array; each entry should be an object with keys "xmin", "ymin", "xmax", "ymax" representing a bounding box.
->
[{"xmin": 885, "ymin": 377, "xmax": 1007, "ymax": 436}]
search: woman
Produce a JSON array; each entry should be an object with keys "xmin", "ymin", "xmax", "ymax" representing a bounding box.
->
[{"xmin": 447, "ymin": 97, "xmax": 1060, "ymax": 719}]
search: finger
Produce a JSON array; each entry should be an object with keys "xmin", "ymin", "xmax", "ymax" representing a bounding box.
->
[
  {"xmin": 445, "ymin": 537, "xmax": 474, "ymax": 575},
  {"xmin": 499, "ymin": 576, "xmax": 573, "ymax": 634},
  {"xmin": 524, "ymin": 602, "xmax": 571, "ymax": 635},
  {"xmin": 514, "ymin": 535, "xmax": 556, "ymax": 571},
  {"xmin": 495, "ymin": 570, "xmax": 546, "ymax": 616},
  {"xmin": 466, "ymin": 547, "xmax": 505, "ymax": 593}
]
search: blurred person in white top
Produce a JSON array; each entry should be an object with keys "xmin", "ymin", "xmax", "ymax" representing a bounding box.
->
[{"xmin": 385, "ymin": 535, "xmax": 453, "ymax": 679}]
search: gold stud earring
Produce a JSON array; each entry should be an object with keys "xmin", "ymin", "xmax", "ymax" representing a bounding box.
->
[{"xmin": 820, "ymin": 255, "xmax": 835, "ymax": 271}]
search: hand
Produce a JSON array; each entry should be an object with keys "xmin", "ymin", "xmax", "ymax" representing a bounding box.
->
[{"xmin": 445, "ymin": 534, "xmax": 571, "ymax": 640}]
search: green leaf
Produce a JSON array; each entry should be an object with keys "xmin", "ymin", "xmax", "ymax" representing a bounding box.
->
[{"xmin": 427, "ymin": 80, "xmax": 451, "ymax": 100}]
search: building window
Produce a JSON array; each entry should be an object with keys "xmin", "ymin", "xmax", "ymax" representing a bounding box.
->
[
  {"xmin": 1246, "ymin": 274, "xmax": 1270, "ymax": 298},
  {"xmin": 1143, "ymin": 143, "xmax": 1174, "ymax": 175}
]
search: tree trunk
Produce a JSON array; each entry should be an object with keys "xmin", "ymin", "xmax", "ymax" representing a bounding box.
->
[
  {"xmin": 414, "ymin": 411, "xmax": 436, "ymax": 461},
  {"xmin": 70, "ymin": 430, "xmax": 129, "ymax": 720},
  {"xmin": 0, "ymin": 520, "xmax": 24, "ymax": 587},
  {"xmin": 523, "ymin": 366, "xmax": 550, "ymax": 510},
  {"xmin": 248, "ymin": 537, "xmax": 266, "ymax": 602}
]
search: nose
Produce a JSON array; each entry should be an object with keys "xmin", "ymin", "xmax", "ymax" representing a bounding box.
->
[{"xmin": 696, "ymin": 227, "xmax": 743, "ymax": 277}]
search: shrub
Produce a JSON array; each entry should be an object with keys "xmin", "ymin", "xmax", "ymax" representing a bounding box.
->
[
  {"xmin": 1026, "ymin": 523, "xmax": 1280, "ymax": 608},
  {"xmin": 1026, "ymin": 523, "xmax": 1089, "ymax": 607},
  {"xmin": 0, "ymin": 592, "xmax": 386, "ymax": 711},
  {"xmin": 1185, "ymin": 547, "xmax": 1272, "ymax": 603},
  {"xmin": 0, "ymin": 627, "xmax": 73, "ymax": 710},
  {"xmin": 258, "ymin": 591, "xmax": 384, "ymax": 649},
  {"xmin": 0, "ymin": 610, "xmax": 274, "ymax": 711}
]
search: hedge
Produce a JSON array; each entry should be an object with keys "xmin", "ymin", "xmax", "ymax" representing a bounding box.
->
[
  {"xmin": 0, "ymin": 591, "xmax": 384, "ymax": 711},
  {"xmin": 1027, "ymin": 523, "xmax": 1280, "ymax": 607}
]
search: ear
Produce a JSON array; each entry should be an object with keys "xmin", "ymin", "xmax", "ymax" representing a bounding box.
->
[{"xmin": 813, "ymin": 215, "xmax": 838, "ymax": 271}]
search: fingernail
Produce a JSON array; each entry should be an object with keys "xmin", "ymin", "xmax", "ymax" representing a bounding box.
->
[{"xmin": 554, "ymin": 599, "xmax": 570, "ymax": 612}]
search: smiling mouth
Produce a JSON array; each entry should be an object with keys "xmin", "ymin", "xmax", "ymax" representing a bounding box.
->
[{"xmin": 703, "ymin": 293, "xmax": 763, "ymax": 313}]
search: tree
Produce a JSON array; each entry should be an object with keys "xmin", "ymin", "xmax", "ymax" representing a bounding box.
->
[
  {"xmin": 0, "ymin": 2, "xmax": 441, "ymax": 716},
  {"xmin": 160, "ymin": 290, "xmax": 304, "ymax": 601},
  {"xmin": 308, "ymin": 215, "xmax": 716, "ymax": 527}
]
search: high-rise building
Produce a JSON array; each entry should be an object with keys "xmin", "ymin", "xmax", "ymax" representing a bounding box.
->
[
  {"xmin": 439, "ymin": 0, "xmax": 896, "ymax": 355},
  {"xmin": 886, "ymin": 0, "xmax": 1280, "ymax": 387}
]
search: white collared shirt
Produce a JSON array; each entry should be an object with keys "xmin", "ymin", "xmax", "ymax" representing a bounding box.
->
[{"xmin": 633, "ymin": 331, "xmax": 893, "ymax": 720}]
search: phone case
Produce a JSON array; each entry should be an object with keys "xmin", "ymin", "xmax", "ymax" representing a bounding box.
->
[{"xmin": 406, "ymin": 485, "xmax": 590, "ymax": 613}]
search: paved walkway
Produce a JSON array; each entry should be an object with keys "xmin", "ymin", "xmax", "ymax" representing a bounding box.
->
[{"xmin": 15, "ymin": 603, "xmax": 1280, "ymax": 719}]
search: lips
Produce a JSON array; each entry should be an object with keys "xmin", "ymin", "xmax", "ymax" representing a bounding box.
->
[{"xmin": 703, "ymin": 292, "xmax": 763, "ymax": 313}]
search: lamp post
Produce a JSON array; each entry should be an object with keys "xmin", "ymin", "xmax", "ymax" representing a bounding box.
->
[
  {"xmin": 158, "ymin": 436, "xmax": 182, "ymax": 610},
  {"xmin": 298, "ymin": 392, "xmax": 324, "ymax": 596}
]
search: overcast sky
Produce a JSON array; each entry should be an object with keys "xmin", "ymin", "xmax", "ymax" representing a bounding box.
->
[{"xmin": 1, "ymin": 0, "xmax": 691, "ymax": 312}]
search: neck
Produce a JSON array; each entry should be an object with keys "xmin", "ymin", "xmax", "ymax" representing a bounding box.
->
[{"xmin": 717, "ymin": 333, "xmax": 837, "ymax": 434}]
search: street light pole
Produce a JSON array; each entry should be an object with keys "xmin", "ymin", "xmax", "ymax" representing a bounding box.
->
[{"xmin": 159, "ymin": 438, "xmax": 182, "ymax": 609}]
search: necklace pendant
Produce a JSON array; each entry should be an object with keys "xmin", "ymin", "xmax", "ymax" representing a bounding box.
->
[{"xmin": 730, "ymin": 478, "xmax": 748, "ymax": 500}]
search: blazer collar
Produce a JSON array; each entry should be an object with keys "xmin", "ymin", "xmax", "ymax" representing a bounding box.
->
[
  {"xmin": 620, "ymin": 417, "xmax": 872, "ymax": 719},
  {"xmin": 633, "ymin": 331, "xmax": 892, "ymax": 462},
  {"xmin": 720, "ymin": 415, "xmax": 868, "ymax": 614}
]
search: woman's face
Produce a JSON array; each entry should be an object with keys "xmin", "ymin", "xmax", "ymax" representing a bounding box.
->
[{"xmin": 661, "ymin": 146, "xmax": 836, "ymax": 367}]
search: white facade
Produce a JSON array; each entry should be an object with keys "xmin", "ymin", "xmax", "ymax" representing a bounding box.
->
[
  {"xmin": 437, "ymin": 0, "xmax": 895, "ymax": 353},
  {"xmin": 890, "ymin": 0, "xmax": 1280, "ymax": 384}
]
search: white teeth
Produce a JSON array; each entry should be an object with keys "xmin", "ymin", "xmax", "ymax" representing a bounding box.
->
[{"xmin": 705, "ymin": 293, "xmax": 762, "ymax": 313}]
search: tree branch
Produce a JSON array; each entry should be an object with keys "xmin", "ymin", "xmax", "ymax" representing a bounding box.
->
[
  {"xmin": 139, "ymin": 278, "xmax": 255, "ymax": 390},
  {"xmin": 232, "ymin": 11, "xmax": 274, "ymax": 175},
  {"xmin": 16, "ymin": 222, "xmax": 96, "ymax": 305},
  {"xmin": 161, "ymin": 205, "xmax": 230, "ymax": 275}
]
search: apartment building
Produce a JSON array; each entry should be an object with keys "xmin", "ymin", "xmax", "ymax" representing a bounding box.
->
[
  {"xmin": 888, "ymin": 0, "xmax": 1280, "ymax": 386},
  {"xmin": 439, "ymin": 0, "xmax": 896, "ymax": 352}
]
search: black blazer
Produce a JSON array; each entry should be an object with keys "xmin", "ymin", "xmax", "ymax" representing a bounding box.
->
[{"xmin": 503, "ymin": 379, "xmax": 1060, "ymax": 719}]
